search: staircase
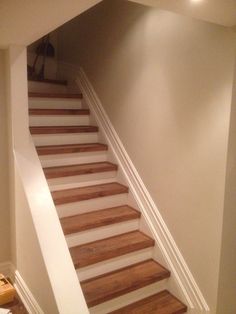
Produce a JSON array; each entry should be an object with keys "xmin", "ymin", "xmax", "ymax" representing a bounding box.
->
[{"xmin": 28, "ymin": 78, "xmax": 187, "ymax": 313}]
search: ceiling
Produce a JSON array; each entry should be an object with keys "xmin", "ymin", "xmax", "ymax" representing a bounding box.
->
[
  {"xmin": 0, "ymin": 0, "xmax": 235, "ymax": 49},
  {"xmin": 129, "ymin": 0, "xmax": 236, "ymax": 27},
  {"xmin": 0, "ymin": 0, "xmax": 102, "ymax": 48}
]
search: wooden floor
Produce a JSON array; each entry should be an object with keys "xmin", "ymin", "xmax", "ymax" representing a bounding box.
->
[{"xmin": 0, "ymin": 294, "xmax": 28, "ymax": 314}]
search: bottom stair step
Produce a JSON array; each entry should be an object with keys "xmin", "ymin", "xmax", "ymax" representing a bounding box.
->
[
  {"xmin": 81, "ymin": 259, "xmax": 170, "ymax": 307},
  {"xmin": 109, "ymin": 290, "xmax": 187, "ymax": 314}
]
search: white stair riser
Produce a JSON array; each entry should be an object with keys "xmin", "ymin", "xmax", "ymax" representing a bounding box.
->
[
  {"xmin": 48, "ymin": 173, "xmax": 117, "ymax": 191},
  {"xmin": 77, "ymin": 248, "xmax": 153, "ymax": 281},
  {"xmin": 57, "ymin": 194, "xmax": 128, "ymax": 218},
  {"xmin": 89, "ymin": 280, "xmax": 168, "ymax": 314},
  {"xmin": 66, "ymin": 219, "xmax": 139, "ymax": 247},
  {"xmin": 32, "ymin": 133, "xmax": 98, "ymax": 146},
  {"xmin": 29, "ymin": 115, "xmax": 90, "ymax": 126},
  {"xmin": 29, "ymin": 98, "xmax": 82, "ymax": 109},
  {"xmin": 40, "ymin": 152, "xmax": 108, "ymax": 168},
  {"xmin": 28, "ymin": 81, "xmax": 68, "ymax": 94}
]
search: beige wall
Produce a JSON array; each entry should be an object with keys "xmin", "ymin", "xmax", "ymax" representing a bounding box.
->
[
  {"xmin": 217, "ymin": 51, "xmax": 236, "ymax": 314},
  {"xmin": 0, "ymin": 50, "xmax": 10, "ymax": 263},
  {"xmin": 58, "ymin": 0, "xmax": 236, "ymax": 311}
]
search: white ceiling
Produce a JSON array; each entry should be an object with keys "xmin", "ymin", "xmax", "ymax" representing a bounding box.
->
[
  {"xmin": 0, "ymin": 0, "xmax": 235, "ymax": 49},
  {"xmin": 0, "ymin": 0, "xmax": 102, "ymax": 48},
  {"xmin": 129, "ymin": 0, "xmax": 236, "ymax": 27}
]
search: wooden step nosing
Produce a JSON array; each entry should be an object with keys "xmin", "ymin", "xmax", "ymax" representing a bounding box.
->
[
  {"xmin": 30, "ymin": 125, "xmax": 98, "ymax": 135},
  {"xmin": 52, "ymin": 183, "xmax": 129, "ymax": 205},
  {"xmin": 73, "ymin": 229, "xmax": 153, "ymax": 250},
  {"xmin": 28, "ymin": 92, "xmax": 82, "ymax": 99},
  {"xmin": 61, "ymin": 206, "xmax": 141, "ymax": 234},
  {"xmin": 36, "ymin": 143, "xmax": 108, "ymax": 155},
  {"xmin": 29, "ymin": 109, "xmax": 90, "ymax": 116},
  {"xmin": 44, "ymin": 162, "xmax": 118, "ymax": 179}
]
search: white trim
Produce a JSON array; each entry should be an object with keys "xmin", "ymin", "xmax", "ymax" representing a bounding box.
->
[
  {"xmin": 14, "ymin": 270, "xmax": 44, "ymax": 314},
  {"xmin": 68, "ymin": 64, "xmax": 210, "ymax": 313},
  {"xmin": 0, "ymin": 262, "xmax": 43, "ymax": 314}
]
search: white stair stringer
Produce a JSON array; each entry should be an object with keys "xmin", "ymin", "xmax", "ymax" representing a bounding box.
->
[{"xmin": 66, "ymin": 219, "xmax": 140, "ymax": 247}]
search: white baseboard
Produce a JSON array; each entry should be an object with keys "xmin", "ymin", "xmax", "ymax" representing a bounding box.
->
[
  {"xmin": 58, "ymin": 63, "xmax": 209, "ymax": 313},
  {"xmin": 14, "ymin": 270, "xmax": 44, "ymax": 314},
  {"xmin": 0, "ymin": 262, "xmax": 44, "ymax": 314}
]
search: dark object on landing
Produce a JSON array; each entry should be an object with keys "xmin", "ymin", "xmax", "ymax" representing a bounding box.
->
[{"xmin": 27, "ymin": 34, "xmax": 55, "ymax": 81}]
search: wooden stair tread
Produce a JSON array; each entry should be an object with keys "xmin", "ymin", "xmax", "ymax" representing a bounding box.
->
[
  {"xmin": 28, "ymin": 78, "xmax": 67, "ymax": 85},
  {"xmin": 28, "ymin": 92, "xmax": 82, "ymax": 98},
  {"xmin": 109, "ymin": 290, "xmax": 187, "ymax": 314},
  {"xmin": 52, "ymin": 182, "xmax": 128, "ymax": 205},
  {"xmin": 44, "ymin": 162, "xmax": 118, "ymax": 179},
  {"xmin": 29, "ymin": 108, "xmax": 89, "ymax": 115},
  {"xmin": 70, "ymin": 231, "xmax": 155, "ymax": 269},
  {"xmin": 81, "ymin": 259, "xmax": 170, "ymax": 307},
  {"xmin": 60, "ymin": 205, "xmax": 141, "ymax": 234},
  {"xmin": 36, "ymin": 143, "xmax": 108, "ymax": 155},
  {"xmin": 30, "ymin": 125, "xmax": 98, "ymax": 134}
]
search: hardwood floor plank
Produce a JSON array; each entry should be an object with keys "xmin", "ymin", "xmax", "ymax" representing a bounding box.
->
[{"xmin": 30, "ymin": 125, "xmax": 98, "ymax": 134}]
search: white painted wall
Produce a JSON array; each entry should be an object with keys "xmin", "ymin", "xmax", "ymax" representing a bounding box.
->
[
  {"xmin": 57, "ymin": 1, "xmax": 236, "ymax": 312},
  {"xmin": 0, "ymin": 50, "xmax": 10, "ymax": 264},
  {"xmin": 217, "ymin": 48, "xmax": 236, "ymax": 314}
]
